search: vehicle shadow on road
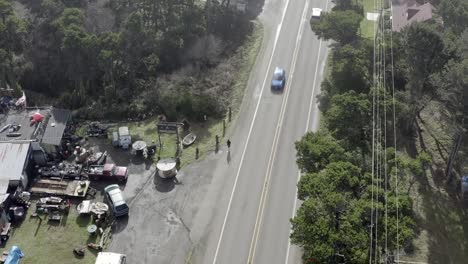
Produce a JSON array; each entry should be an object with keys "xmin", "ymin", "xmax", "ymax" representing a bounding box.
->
[
  {"xmin": 270, "ymin": 88, "xmax": 284, "ymax": 95},
  {"xmin": 153, "ymin": 174, "xmax": 177, "ymax": 193},
  {"xmin": 112, "ymin": 215, "xmax": 129, "ymax": 234}
]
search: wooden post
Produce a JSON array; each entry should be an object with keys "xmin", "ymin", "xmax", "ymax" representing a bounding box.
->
[
  {"xmin": 223, "ymin": 120, "xmax": 226, "ymax": 137},
  {"xmin": 228, "ymin": 107, "xmax": 232, "ymax": 122},
  {"xmin": 215, "ymin": 135, "xmax": 219, "ymax": 153},
  {"xmin": 158, "ymin": 129, "xmax": 162, "ymax": 150},
  {"xmin": 196, "ymin": 147, "xmax": 199, "ymax": 160},
  {"xmin": 176, "ymin": 127, "xmax": 180, "ymax": 145}
]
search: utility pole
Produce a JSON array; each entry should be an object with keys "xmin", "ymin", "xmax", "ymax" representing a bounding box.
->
[{"xmin": 446, "ymin": 132, "xmax": 462, "ymax": 183}]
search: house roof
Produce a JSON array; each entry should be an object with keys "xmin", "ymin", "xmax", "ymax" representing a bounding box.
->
[
  {"xmin": 42, "ymin": 108, "xmax": 71, "ymax": 146},
  {"xmin": 392, "ymin": 0, "xmax": 434, "ymax": 32},
  {"xmin": 0, "ymin": 143, "xmax": 30, "ymax": 183}
]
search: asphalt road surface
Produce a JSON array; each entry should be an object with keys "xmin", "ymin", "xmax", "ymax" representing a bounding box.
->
[{"xmin": 190, "ymin": 0, "xmax": 330, "ymax": 263}]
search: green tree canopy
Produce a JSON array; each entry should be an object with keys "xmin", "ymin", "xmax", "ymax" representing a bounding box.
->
[
  {"xmin": 0, "ymin": 0, "xmax": 27, "ymax": 89},
  {"xmin": 295, "ymin": 131, "xmax": 347, "ymax": 174},
  {"xmin": 332, "ymin": 0, "xmax": 364, "ymax": 15},
  {"xmin": 328, "ymin": 40, "xmax": 373, "ymax": 95},
  {"xmin": 297, "ymin": 161, "xmax": 364, "ymax": 201},
  {"xmin": 438, "ymin": 0, "xmax": 468, "ymax": 34},
  {"xmin": 325, "ymin": 91, "xmax": 371, "ymax": 150},
  {"xmin": 310, "ymin": 9, "xmax": 363, "ymax": 45},
  {"xmin": 403, "ymin": 22, "xmax": 449, "ymax": 116}
]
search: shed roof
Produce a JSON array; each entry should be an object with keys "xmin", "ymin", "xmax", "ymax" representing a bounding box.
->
[
  {"xmin": 42, "ymin": 108, "xmax": 71, "ymax": 146},
  {"xmin": 0, "ymin": 143, "xmax": 29, "ymax": 183}
]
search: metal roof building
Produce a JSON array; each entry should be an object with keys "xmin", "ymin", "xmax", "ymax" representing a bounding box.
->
[
  {"xmin": 0, "ymin": 143, "xmax": 31, "ymax": 193},
  {"xmin": 0, "ymin": 106, "xmax": 71, "ymax": 195},
  {"xmin": 42, "ymin": 108, "xmax": 72, "ymax": 146}
]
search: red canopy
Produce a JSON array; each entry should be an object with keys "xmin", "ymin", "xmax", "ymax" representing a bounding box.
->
[{"xmin": 30, "ymin": 112, "xmax": 44, "ymax": 125}]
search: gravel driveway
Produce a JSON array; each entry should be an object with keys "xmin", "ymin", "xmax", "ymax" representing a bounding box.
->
[{"xmin": 84, "ymin": 137, "xmax": 221, "ymax": 263}]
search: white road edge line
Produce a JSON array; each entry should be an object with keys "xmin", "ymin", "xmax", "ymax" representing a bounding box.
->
[
  {"xmin": 246, "ymin": 1, "xmax": 310, "ymax": 263},
  {"xmin": 284, "ymin": 0, "xmax": 330, "ymax": 263},
  {"xmin": 211, "ymin": 0, "xmax": 293, "ymax": 262}
]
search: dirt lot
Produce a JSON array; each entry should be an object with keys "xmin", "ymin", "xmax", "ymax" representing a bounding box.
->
[{"xmin": 84, "ymin": 137, "xmax": 203, "ymax": 263}]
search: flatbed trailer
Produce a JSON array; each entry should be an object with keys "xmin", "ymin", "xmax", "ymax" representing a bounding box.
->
[{"xmin": 30, "ymin": 179, "xmax": 90, "ymax": 198}]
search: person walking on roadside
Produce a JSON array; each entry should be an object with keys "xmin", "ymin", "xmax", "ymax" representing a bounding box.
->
[{"xmin": 227, "ymin": 139, "xmax": 231, "ymax": 150}]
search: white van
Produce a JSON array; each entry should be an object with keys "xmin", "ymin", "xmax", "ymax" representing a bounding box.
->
[
  {"xmin": 95, "ymin": 252, "xmax": 126, "ymax": 264},
  {"xmin": 312, "ymin": 8, "xmax": 322, "ymax": 19}
]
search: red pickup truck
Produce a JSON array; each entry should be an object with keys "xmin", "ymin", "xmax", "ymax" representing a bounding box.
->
[{"xmin": 84, "ymin": 163, "xmax": 128, "ymax": 182}]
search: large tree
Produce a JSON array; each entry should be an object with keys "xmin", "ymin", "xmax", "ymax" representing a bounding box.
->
[
  {"xmin": 403, "ymin": 23, "xmax": 448, "ymax": 109},
  {"xmin": 292, "ymin": 159, "xmax": 416, "ymax": 263},
  {"xmin": 310, "ymin": 9, "xmax": 363, "ymax": 45},
  {"xmin": 328, "ymin": 40, "xmax": 373, "ymax": 95},
  {"xmin": 325, "ymin": 91, "xmax": 371, "ymax": 151},
  {"xmin": 438, "ymin": 0, "xmax": 468, "ymax": 35},
  {"xmin": 0, "ymin": 0, "xmax": 26, "ymax": 90},
  {"xmin": 431, "ymin": 59, "xmax": 468, "ymax": 127},
  {"xmin": 295, "ymin": 131, "xmax": 347, "ymax": 174},
  {"xmin": 292, "ymin": 161, "xmax": 369, "ymax": 263}
]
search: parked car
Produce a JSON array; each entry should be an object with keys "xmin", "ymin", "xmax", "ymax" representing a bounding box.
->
[
  {"xmin": 84, "ymin": 163, "xmax": 128, "ymax": 182},
  {"xmin": 271, "ymin": 67, "xmax": 286, "ymax": 90},
  {"xmin": 104, "ymin": 184, "xmax": 129, "ymax": 217}
]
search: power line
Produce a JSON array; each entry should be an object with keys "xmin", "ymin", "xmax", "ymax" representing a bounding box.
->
[
  {"xmin": 369, "ymin": 0, "xmax": 378, "ymax": 261},
  {"xmin": 381, "ymin": 2, "xmax": 389, "ymax": 260},
  {"xmin": 374, "ymin": 1, "xmax": 381, "ymax": 260},
  {"xmin": 388, "ymin": 0, "xmax": 400, "ymax": 261}
]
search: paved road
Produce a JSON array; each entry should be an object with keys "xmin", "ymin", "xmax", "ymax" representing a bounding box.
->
[
  {"xmin": 190, "ymin": 0, "xmax": 330, "ymax": 263},
  {"xmin": 108, "ymin": 0, "xmax": 329, "ymax": 262}
]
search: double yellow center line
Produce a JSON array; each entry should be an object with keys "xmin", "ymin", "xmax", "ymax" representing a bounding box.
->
[{"xmin": 246, "ymin": 1, "xmax": 310, "ymax": 263}]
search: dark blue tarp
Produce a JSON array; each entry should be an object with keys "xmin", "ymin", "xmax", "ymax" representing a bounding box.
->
[{"xmin": 5, "ymin": 246, "xmax": 24, "ymax": 264}]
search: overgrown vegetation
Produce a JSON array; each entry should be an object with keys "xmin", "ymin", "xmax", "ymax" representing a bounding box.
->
[
  {"xmin": 291, "ymin": 0, "xmax": 468, "ymax": 262},
  {"xmin": 1, "ymin": 0, "xmax": 257, "ymax": 121}
]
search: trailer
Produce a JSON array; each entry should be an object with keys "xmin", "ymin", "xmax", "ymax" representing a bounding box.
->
[{"xmin": 30, "ymin": 179, "xmax": 90, "ymax": 198}]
